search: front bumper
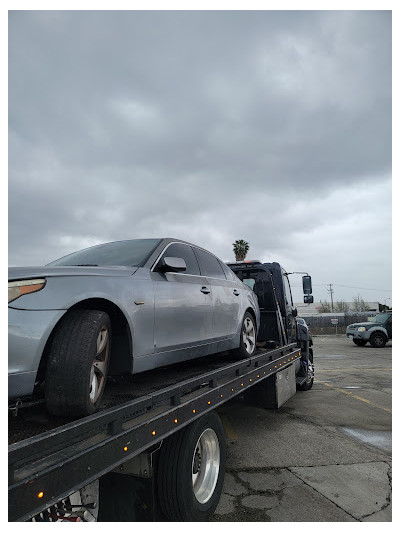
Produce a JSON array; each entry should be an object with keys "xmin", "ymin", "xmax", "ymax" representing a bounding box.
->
[
  {"xmin": 8, "ymin": 307, "xmax": 66, "ymax": 399},
  {"xmin": 346, "ymin": 329, "xmax": 370, "ymax": 341}
]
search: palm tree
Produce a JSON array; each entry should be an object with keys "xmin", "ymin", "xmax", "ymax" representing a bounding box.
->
[{"xmin": 232, "ymin": 239, "xmax": 249, "ymax": 261}]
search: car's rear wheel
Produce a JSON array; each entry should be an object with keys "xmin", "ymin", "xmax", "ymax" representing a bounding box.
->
[
  {"xmin": 369, "ymin": 332, "xmax": 387, "ymax": 348},
  {"xmin": 233, "ymin": 311, "xmax": 257, "ymax": 360},
  {"xmin": 45, "ymin": 309, "xmax": 111, "ymax": 417},
  {"xmin": 353, "ymin": 339, "xmax": 367, "ymax": 346}
]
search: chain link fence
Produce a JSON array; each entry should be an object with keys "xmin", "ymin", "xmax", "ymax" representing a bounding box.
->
[{"xmin": 301, "ymin": 312, "xmax": 377, "ymax": 335}]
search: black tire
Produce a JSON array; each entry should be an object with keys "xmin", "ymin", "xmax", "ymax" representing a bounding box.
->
[
  {"xmin": 353, "ymin": 339, "xmax": 367, "ymax": 346},
  {"xmin": 156, "ymin": 411, "xmax": 226, "ymax": 521},
  {"xmin": 45, "ymin": 309, "xmax": 111, "ymax": 417},
  {"xmin": 369, "ymin": 332, "xmax": 387, "ymax": 348},
  {"xmin": 233, "ymin": 311, "xmax": 257, "ymax": 360},
  {"xmin": 298, "ymin": 348, "xmax": 314, "ymax": 391}
]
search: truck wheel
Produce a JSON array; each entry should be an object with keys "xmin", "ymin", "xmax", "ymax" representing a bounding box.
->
[
  {"xmin": 156, "ymin": 411, "xmax": 226, "ymax": 521},
  {"xmin": 353, "ymin": 339, "xmax": 367, "ymax": 346},
  {"xmin": 298, "ymin": 348, "xmax": 314, "ymax": 391},
  {"xmin": 369, "ymin": 332, "xmax": 387, "ymax": 348},
  {"xmin": 45, "ymin": 309, "xmax": 111, "ymax": 417},
  {"xmin": 233, "ymin": 311, "xmax": 257, "ymax": 360}
]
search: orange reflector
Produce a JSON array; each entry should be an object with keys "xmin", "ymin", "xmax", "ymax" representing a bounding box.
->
[
  {"xmin": 193, "ymin": 409, "xmax": 196, "ymax": 413},
  {"xmin": 174, "ymin": 419, "xmax": 178, "ymax": 424},
  {"xmin": 123, "ymin": 446, "xmax": 128, "ymax": 452},
  {"xmin": 37, "ymin": 492, "xmax": 44, "ymax": 499},
  {"xmin": 152, "ymin": 431, "xmax": 156, "ymax": 436},
  {"xmin": 208, "ymin": 401, "xmax": 211, "ymax": 405}
]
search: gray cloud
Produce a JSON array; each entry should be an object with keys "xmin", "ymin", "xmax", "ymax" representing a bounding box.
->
[{"xmin": 9, "ymin": 10, "xmax": 392, "ymax": 305}]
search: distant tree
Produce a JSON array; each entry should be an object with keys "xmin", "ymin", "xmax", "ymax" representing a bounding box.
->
[
  {"xmin": 334, "ymin": 300, "xmax": 350, "ymax": 313},
  {"xmin": 232, "ymin": 239, "xmax": 249, "ymax": 261},
  {"xmin": 352, "ymin": 295, "xmax": 370, "ymax": 312},
  {"xmin": 318, "ymin": 300, "xmax": 332, "ymax": 313}
]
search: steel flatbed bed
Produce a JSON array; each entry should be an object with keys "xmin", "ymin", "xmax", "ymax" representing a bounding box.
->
[{"xmin": 9, "ymin": 342, "xmax": 302, "ymax": 522}]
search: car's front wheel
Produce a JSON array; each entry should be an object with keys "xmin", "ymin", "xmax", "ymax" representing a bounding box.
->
[
  {"xmin": 353, "ymin": 339, "xmax": 368, "ymax": 346},
  {"xmin": 45, "ymin": 309, "xmax": 111, "ymax": 417}
]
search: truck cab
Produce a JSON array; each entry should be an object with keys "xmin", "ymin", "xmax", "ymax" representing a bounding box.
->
[
  {"xmin": 227, "ymin": 260, "xmax": 314, "ymax": 391},
  {"xmin": 226, "ymin": 261, "xmax": 311, "ymax": 346}
]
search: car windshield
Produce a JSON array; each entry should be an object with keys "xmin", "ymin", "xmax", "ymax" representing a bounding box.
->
[
  {"xmin": 47, "ymin": 239, "xmax": 162, "ymax": 267},
  {"xmin": 370, "ymin": 313, "xmax": 390, "ymax": 324}
]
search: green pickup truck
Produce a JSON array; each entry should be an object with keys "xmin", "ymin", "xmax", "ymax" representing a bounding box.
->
[{"xmin": 346, "ymin": 312, "xmax": 392, "ymax": 347}]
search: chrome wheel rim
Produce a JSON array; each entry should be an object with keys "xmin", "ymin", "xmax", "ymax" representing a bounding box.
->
[
  {"xmin": 374, "ymin": 335, "xmax": 384, "ymax": 347},
  {"xmin": 89, "ymin": 326, "xmax": 110, "ymax": 403},
  {"xmin": 242, "ymin": 317, "xmax": 256, "ymax": 354},
  {"xmin": 192, "ymin": 428, "xmax": 220, "ymax": 504}
]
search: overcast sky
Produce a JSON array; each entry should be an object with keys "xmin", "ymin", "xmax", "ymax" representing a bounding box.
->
[{"xmin": 8, "ymin": 9, "xmax": 392, "ymax": 305}]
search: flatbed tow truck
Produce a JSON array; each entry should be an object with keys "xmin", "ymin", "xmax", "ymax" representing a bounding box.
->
[{"xmin": 8, "ymin": 261, "xmax": 314, "ymax": 522}]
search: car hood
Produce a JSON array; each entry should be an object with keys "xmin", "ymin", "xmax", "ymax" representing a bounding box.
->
[
  {"xmin": 347, "ymin": 321, "xmax": 376, "ymax": 328},
  {"xmin": 8, "ymin": 265, "xmax": 139, "ymax": 281}
]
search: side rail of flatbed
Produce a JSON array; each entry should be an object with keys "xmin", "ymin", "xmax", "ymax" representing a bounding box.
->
[{"xmin": 9, "ymin": 343, "xmax": 301, "ymax": 522}]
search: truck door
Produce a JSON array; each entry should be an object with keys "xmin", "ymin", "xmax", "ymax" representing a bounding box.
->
[{"xmin": 282, "ymin": 273, "xmax": 296, "ymax": 343}]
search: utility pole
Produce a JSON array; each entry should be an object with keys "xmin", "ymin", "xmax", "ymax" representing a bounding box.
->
[{"xmin": 327, "ymin": 284, "xmax": 334, "ymax": 312}]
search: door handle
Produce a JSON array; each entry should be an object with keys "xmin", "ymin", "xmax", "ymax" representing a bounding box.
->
[
  {"xmin": 201, "ymin": 286, "xmax": 211, "ymax": 294},
  {"xmin": 233, "ymin": 289, "xmax": 240, "ymax": 296}
]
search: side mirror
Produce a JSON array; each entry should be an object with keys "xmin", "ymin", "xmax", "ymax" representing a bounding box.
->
[
  {"xmin": 162, "ymin": 257, "xmax": 187, "ymax": 272},
  {"xmin": 304, "ymin": 295, "xmax": 314, "ymax": 304},
  {"xmin": 302, "ymin": 275, "xmax": 312, "ymax": 295},
  {"xmin": 292, "ymin": 308, "xmax": 298, "ymax": 317}
]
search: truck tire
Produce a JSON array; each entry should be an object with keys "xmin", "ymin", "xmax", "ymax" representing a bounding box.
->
[
  {"xmin": 353, "ymin": 339, "xmax": 367, "ymax": 346},
  {"xmin": 233, "ymin": 311, "xmax": 257, "ymax": 360},
  {"xmin": 156, "ymin": 411, "xmax": 226, "ymax": 521},
  {"xmin": 369, "ymin": 332, "xmax": 387, "ymax": 348},
  {"xmin": 46, "ymin": 309, "xmax": 111, "ymax": 417},
  {"xmin": 298, "ymin": 348, "xmax": 314, "ymax": 391}
]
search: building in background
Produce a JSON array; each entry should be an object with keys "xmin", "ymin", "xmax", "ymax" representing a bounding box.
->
[{"xmin": 295, "ymin": 302, "xmax": 380, "ymax": 317}]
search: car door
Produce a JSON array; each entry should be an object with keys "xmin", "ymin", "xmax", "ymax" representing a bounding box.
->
[
  {"xmin": 385, "ymin": 315, "xmax": 392, "ymax": 338},
  {"xmin": 151, "ymin": 242, "xmax": 213, "ymax": 354},
  {"xmin": 193, "ymin": 247, "xmax": 240, "ymax": 340}
]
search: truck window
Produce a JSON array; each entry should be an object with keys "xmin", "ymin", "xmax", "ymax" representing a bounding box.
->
[
  {"xmin": 283, "ymin": 274, "xmax": 293, "ymax": 307},
  {"xmin": 243, "ymin": 278, "xmax": 256, "ymax": 290}
]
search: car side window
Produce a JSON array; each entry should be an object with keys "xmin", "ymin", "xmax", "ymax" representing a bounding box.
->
[
  {"xmin": 194, "ymin": 248, "xmax": 226, "ymax": 279},
  {"xmin": 219, "ymin": 260, "xmax": 237, "ymax": 281},
  {"xmin": 158, "ymin": 243, "xmax": 200, "ymax": 275}
]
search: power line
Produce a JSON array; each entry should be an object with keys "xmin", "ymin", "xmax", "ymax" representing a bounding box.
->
[{"xmin": 291, "ymin": 283, "xmax": 391, "ymax": 292}]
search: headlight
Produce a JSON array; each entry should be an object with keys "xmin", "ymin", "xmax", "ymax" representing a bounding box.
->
[
  {"xmin": 8, "ymin": 279, "xmax": 46, "ymax": 303},
  {"xmin": 357, "ymin": 326, "xmax": 367, "ymax": 332}
]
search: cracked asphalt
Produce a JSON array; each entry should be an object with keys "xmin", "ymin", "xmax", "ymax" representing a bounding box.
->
[{"xmin": 212, "ymin": 335, "xmax": 392, "ymax": 522}]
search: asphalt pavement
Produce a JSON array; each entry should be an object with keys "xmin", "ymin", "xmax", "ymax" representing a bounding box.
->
[{"xmin": 212, "ymin": 335, "xmax": 392, "ymax": 522}]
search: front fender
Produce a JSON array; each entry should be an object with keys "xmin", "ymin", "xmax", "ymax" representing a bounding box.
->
[
  {"xmin": 9, "ymin": 274, "xmax": 155, "ymax": 358},
  {"xmin": 368, "ymin": 326, "xmax": 388, "ymax": 338}
]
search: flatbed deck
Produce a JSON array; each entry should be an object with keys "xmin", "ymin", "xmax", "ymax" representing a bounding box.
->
[{"xmin": 9, "ymin": 343, "xmax": 302, "ymax": 521}]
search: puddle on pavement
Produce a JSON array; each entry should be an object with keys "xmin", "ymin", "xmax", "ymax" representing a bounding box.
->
[{"xmin": 339, "ymin": 427, "xmax": 392, "ymax": 452}]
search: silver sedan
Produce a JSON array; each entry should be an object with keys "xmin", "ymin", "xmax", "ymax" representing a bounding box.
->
[{"xmin": 9, "ymin": 238, "xmax": 260, "ymax": 416}]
